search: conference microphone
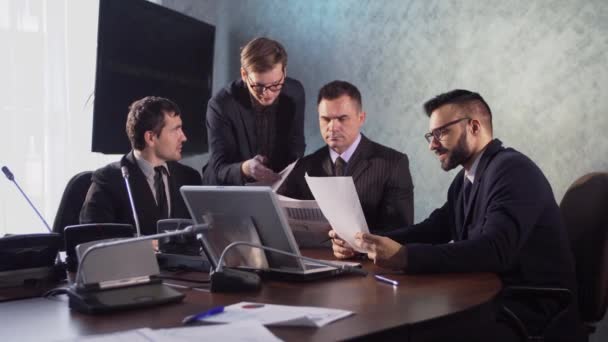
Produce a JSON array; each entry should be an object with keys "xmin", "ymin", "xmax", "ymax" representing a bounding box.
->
[
  {"xmin": 210, "ymin": 241, "xmax": 368, "ymax": 293},
  {"xmin": 73, "ymin": 223, "xmax": 209, "ymax": 288},
  {"xmin": 2, "ymin": 165, "xmax": 52, "ymax": 232},
  {"xmin": 121, "ymin": 166, "xmax": 142, "ymax": 237}
]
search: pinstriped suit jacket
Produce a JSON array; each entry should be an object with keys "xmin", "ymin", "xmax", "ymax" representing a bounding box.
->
[{"xmin": 278, "ymin": 135, "xmax": 414, "ymax": 233}]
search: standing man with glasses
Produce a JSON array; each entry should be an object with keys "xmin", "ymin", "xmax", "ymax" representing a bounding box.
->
[
  {"xmin": 279, "ymin": 80, "xmax": 414, "ymax": 233},
  {"xmin": 329, "ymin": 89, "xmax": 582, "ymax": 341},
  {"xmin": 80, "ymin": 96, "xmax": 202, "ymax": 235},
  {"xmin": 202, "ymin": 37, "xmax": 305, "ymax": 185}
]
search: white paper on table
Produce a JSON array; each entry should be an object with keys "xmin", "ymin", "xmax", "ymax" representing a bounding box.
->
[
  {"xmin": 200, "ymin": 302, "xmax": 353, "ymax": 328},
  {"xmin": 245, "ymin": 160, "xmax": 298, "ymax": 191},
  {"xmin": 58, "ymin": 329, "xmax": 156, "ymax": 342},
  {"xmin": 304, "ymin": 174, "xmax": 369, "ymax": 252},
  {"xmin": 62, "ymin": 321, "xmax": 281, "ymax": 342},
  {"xmin": 150, "ymin": 320, "xmax": 282, "ymax": 341}
]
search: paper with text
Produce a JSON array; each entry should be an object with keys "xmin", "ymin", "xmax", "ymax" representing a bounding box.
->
[{"xmin": 276, "ymin": 194, "xmax": 331, "ymax": 244}]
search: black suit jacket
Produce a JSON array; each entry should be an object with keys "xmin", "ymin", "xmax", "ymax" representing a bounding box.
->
[
  {"xmin": 202, "ymin": 78, "xmax": 306, "ymax": 185},
  {"xmin": 387, "ymin": 139, "xmax": 580, "ymax": 338},
  {"xmin": 79, "ymin": 152, "xmax": 202, "ymax": 235},
  {"xmin": 278, "ymin": 135, "xmax": 414, "ymax": 232}
]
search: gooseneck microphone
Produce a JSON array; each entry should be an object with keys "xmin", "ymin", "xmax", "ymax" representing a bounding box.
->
[
  {"xmin": 73, "ymin": 223, "xmax": 209, "ymax": 288},
  {"xmin": 121, "ymin": 166, "xmax": 142, "ymax": 237},
  {"xmin": 2, "ymin": 166, "xmax": 52, "ymax": 232},
  {"xmin": 210, "ymin": 241, "xmax": 368, "ymax": 293}
]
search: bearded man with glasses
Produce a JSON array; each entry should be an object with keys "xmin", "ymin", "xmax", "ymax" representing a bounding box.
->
[
  {"xmin": 203, "ymin": 37, "xmax": 306, "ymax": 185},
  {"xmin": 329, "ymin": 89, "xmax": 582, "ymax": 341}
]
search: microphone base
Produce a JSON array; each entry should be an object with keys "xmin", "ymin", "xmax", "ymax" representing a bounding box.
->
[
  {"xmin": 210, "ymin": 268, "xmax": 261, "ymax": 293},
  {"xmin": 67, "ymin": 281, "xmax": 185, "ymax": 314},
  {"xmin": 156, "ymin": 253, "xmax": 211, "ymax": 272}
]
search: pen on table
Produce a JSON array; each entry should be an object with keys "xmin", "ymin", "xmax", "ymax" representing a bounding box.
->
[
  {"xmin": 374, "ymin": 274, "xmax": 399, "ymax": 286},
  {"xmin": 182, "ymin": 306, "xmax": 225, "ymax": 324}
]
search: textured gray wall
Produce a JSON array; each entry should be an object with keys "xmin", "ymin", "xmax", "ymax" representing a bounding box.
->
[{"xmin": 164, "ymin": 0, "xmax": 608, "ymax": 337}]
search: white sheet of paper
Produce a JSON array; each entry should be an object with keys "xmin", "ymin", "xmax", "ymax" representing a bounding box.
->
[
  {"xmin": 272, "ymin": 159, "xmax": 298, "ymax": 192},
  {"xmin": 63, "ymin": 321, "xmax": 281, "ymax": 342},
  {"xmin": 201, "ymin": 302, "xmax": 353, "ymax": 328},
  {"xmin": 151, "ymin": 320, "xmax": 282, "ymax": 341},
  {"xmin": 304, "ymin": 174, "xmax": 369, "ymax": 252},
  {"xmin": 245, "ymin": 160, "xmax": 298, "ymax": 191}
]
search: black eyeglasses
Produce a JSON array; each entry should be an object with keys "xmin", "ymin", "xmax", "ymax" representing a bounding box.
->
[
  {"xmin": 246, "ymin": 72, "xmax": 285, "ymax": 94},
  {"xmin": 424, "ymin": 117, "xmax": 471, "ymax": 143}
]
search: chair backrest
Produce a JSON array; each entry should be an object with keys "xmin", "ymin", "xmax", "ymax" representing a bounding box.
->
[
  {"xmin": 559, "ymin": 172, "xmax": 608, "ymax": 323},
  {"xmin": 52, "ymin": 171, "xmax": 93, "ymax": 243}
]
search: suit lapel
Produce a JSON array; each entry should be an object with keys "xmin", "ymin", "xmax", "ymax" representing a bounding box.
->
[
  {"xmin": 321, "ymin": 150, "xmax": 333, "ymax": 176},
  {"xmin": 347, "ymin": 135, "xmax": 371, "ymax": 181},
  {"xmin": 123, "ymin": 152, "xmax": 159, "ymax": 224},
  {"xmin": 453, "ymin": 170, "xmax": 467, "ymax": 240},
  {"xmin": 461, "ymin": 139, "xmax": 504, "ymax": 235},
  {"xmin": 235, "ymin": 81, "xmax": 256, "ymax": 158}
]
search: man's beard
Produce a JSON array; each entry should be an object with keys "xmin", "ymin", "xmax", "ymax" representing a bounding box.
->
[{"xmin": 440, "ymin": 131, "xmax": 472, "ymax": 171}]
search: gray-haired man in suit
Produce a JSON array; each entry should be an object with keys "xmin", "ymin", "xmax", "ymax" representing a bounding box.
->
[{"xmin": 279, "ymin": 80, "xmax": 414, "ymax": 233}]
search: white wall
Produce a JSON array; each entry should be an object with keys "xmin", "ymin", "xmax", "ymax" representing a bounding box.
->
[{"xmin": 0, "ymin": 0, "xmax": 118, "ymax": 235}]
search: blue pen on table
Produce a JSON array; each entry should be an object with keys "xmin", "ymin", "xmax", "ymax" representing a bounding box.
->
[
  {"xmin": 374, "ymin": 274, "xmax": 399, "ymax": 286},
  {"xmin": 182, "ymin": 306, "xmax": 225, "ymax": 324}
]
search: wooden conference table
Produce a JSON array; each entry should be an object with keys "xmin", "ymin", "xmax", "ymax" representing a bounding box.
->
[{"xmin": 0, "ymin": 249, "xmax": 501, "ymax": 341}]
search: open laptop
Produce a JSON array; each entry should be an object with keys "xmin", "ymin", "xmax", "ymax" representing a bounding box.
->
[{"xmin": 180, "ymin": 186, "xmax": 355, "ymax": 281}]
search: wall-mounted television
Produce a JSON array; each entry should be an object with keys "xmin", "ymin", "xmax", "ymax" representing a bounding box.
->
[{"xmin": 92, "ymin": 0, "xmax": 215, "ymax": 155}]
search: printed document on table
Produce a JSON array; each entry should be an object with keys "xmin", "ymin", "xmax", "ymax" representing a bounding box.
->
[
  {"xmin": 304, "ymin": 174, "xmax": 369, "ymax": 253},
  {"xmin": 200, "ymin": 302, "xmax": 353, "ymax": 327},
  {"xmin": 61, "ymin": 320, "xmax": 281, "ymax": 342}
]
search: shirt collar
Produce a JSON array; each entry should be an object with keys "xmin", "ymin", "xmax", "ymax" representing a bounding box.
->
[
  {"xmin": 133, "ymin": 150, "xmax": 169, "ymax": 179},
  {"xmin": 329, "ymin": 134, "xmax": 361, "ymax": 164}
]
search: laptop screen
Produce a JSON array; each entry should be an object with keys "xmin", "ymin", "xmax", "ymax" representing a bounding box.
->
[{"xmin": 180, "ymin": 186, "xmax": 306, "ymax": 271}]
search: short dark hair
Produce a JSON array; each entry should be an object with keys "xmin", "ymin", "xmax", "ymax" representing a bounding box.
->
[
  {"xmin": 240, "ymin": 37, "xmax": 288, "ymax": 73},
  {"xmin": 125, "ymin": 96, "xmax": 181, "ymax": 150},
  {"xmin": 317, "ymin": 80, "xmax": 362, "ymax": 110},
  {"xmin": 423, "ymin": 89, "xmax": 492, "ymax": 117}
]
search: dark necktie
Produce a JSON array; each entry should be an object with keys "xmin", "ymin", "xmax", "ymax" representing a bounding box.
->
[
  {"xmin": 154, "ymin": 166, "xmax": 169, "ymax": 219},
  {"xmin": 334, "ymin": 157, "xmax": 346, "ymax": 176},
  {"xmin": 463, "ymin": 178, "xmax": 472, "ymax": 213}
]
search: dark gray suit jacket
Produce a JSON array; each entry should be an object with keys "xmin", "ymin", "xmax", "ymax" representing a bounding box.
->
[
  {"xmin": 79, "ymin": 152, "xmax": 202, "ymax": 235},
  {"xmin": 387, "ymin": 139, "xmax": 580, "ymax": 339},
  {"xmin": 202, "ymin": 78, "xmax": 305, "ymax": 185},
  {"xmin": 278, "ymin": 135, "xmax": 414, "ymax": 232}
]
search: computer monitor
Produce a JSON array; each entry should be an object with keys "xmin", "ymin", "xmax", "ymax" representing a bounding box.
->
[{"xmin": 180, "ymin": 186, "xmax": 304, "ymax": 271}]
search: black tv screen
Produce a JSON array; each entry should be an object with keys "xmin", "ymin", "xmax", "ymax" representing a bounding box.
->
[{"xmin": 92, "ymin": 0, "xmax": 214, "ymax": 155}]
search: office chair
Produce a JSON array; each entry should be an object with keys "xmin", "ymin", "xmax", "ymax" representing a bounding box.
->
[
  {"xmin": 501, "ymin": 172, "xmax": 608, "ymax": 341},
  {"xmin": 51, "ymin": 171, "xmax": 93, "ymax": 246},
  {"xmin": 561, "ymin": 172, "xmax": 608, "ymax": 337}
]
